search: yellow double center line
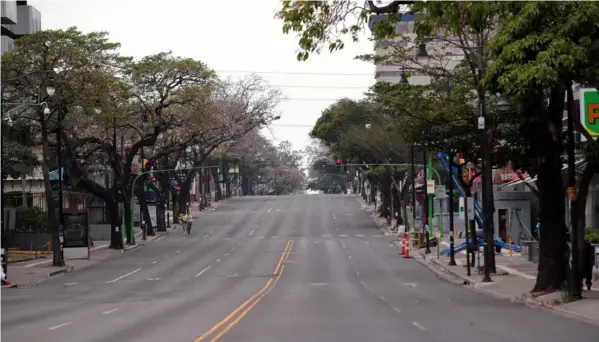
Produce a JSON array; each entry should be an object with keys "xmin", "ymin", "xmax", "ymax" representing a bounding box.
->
[{"xmin": 194, "ymin": 240, "xmax": 293, "ymax": 342}]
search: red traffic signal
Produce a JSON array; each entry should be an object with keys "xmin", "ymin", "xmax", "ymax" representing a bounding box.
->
[{"xmin": 336, "ymin": 158, "xmax": 341, "ymax": 165}]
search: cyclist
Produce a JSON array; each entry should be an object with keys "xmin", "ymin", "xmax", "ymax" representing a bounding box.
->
[
  {"xmin": 186, "ymin": 213, "xmax": 193, "ymax": 235},
  {"xmin": 179, "ymin": 213, "xmax": 187, "ymax": 231}
]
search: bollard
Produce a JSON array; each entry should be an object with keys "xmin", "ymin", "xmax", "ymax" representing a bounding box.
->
[
  {"xmin": 508, "ymin": 236, "xmax": 512, "ymax": 256},
  {"xmin": 400, "ymin": 233, "xmax": 405, "ymax": 255},
  {"xmin": 403, "ymin": 237, "xmax": 411, "ymax": 258}
]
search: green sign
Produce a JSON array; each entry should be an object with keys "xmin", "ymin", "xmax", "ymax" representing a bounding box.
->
[{"xmin": 580, "ymin": 88, "xmax": 599, "ymax": 138}]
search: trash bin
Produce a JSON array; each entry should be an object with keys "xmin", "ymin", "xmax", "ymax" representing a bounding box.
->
[{"xmin": 522, "ymin": 240, "xmax": 539, "ymax": 263}]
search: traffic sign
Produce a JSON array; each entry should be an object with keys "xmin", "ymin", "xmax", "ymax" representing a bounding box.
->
[
  {"xmin": 426, "ymin": 180, "xmax": 435, "ymax": 194},
  {"xmin": 435, "ymin": 185, "xmax": 446, "ymax": 199},
  {"xmin": 580, "ymin": 88, "xmax": 599, "ymax": 139},
  {"xmin": 466, "ymin": 197, "xmax": 474, "ymax": 220}
]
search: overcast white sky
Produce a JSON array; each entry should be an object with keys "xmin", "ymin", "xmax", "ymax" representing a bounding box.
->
[{"xmin": 32, "ymin": 0, "xmax": 375, "ymax": 152}]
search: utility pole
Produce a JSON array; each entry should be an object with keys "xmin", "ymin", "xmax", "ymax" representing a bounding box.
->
[
  {"xmin": 411, "ymin": 145, "xmax": 417, "ymax": 233},
  {"xmin": 478, "ymin": 67, "xmax": 494, "ymax": 283},
  {"xmin": 423, "ymin": 148, "xmax": 431, "ymax": 254},
  {"xmin": 448, "ymin": 152, "xmax": 456, "ymax": 266},
  {"xmin": 566, "ymin": 83, "xmax": 581, "ymax": 299},
  {"xmin": 110, "ymin": 115, "xmax": 123, "ymax": 249}
]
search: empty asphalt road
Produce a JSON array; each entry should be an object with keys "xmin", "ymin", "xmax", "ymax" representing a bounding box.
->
[{"xmin": 2, "ymin": 194, "xmax": 598, "ymax": 342}]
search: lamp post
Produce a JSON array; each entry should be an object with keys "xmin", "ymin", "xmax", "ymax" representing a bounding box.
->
[{"xmin": 108, "ymin": 113, "xmax": 123, "ymax": 249}]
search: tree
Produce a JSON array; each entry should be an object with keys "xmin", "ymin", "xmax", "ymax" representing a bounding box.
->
[
  {"xmin": 1, "ymin": 27, "xmax": 129, "ymax": 261},
  {"xmin": 485, "ymin": 1, "xmax": 599, "ymax": 293}
]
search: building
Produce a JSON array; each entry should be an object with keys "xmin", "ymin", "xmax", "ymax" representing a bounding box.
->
[
  {"xmin": 368, "ymin": 13, "xmax": 464, "ymax": 85},
  {"xmin": 2, "ymin": 1, "xmax": 45, "ymax": 201},
  {"xmin": 1, "ymin": 1, "xmax": 41, "ymax": 55}
]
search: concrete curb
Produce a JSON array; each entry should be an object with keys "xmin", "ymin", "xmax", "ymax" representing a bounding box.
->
[
  {"xmin": 122, "ymin": 244, "xmax": 143, "ymax": 253},
  {"xmin": 48, "ymin": 265, "xmax": 74, "ymax": 277},
  {"xmin": 151, "ymin": 233, "xmax": 167, "ymax": 241}
]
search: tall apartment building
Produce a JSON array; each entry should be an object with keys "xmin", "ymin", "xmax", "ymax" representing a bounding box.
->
[
  {"xmin": 368, "ymin": 13, "xmax": 464, "ymax": 85},
  {"xmin": 1, "ymin": 1, "xmax": 42, "ymax": 55},
  {"xmin": 2, "ymin": 1, "xmax": 45, "ymax": 202}
]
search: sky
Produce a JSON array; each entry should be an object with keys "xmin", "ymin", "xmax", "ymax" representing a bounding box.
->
[{"xmin": 32, "ymin": 0, "xmax": 376, "ymax": 153}]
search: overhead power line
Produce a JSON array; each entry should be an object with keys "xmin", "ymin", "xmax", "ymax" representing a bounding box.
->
[
  {"xmin": 270, "ymin": 124, "xmax": 314, "ymax": 128},
  {"xmin": 272, "ymin": 84, "xmax": 370, "ymax": 89},
  {"xmin": 281, "ymin": 97, "xmax": 362, "ymax": 101},
  {"xmin": 215, "ymin": 69, "xmax": 373, "ymax": 77}
]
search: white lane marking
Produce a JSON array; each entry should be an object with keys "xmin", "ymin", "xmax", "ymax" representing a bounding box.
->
[
  {"xmin": 64, "ymin": 282, "xmax": 78, "ymax": 286},
  {"xmin": 195, "ymin": 265, "xmax": 212, "ymax": 278},
  {"xmin": 271, "ymin": 236, "xmax": 277, "ymax": 239},
  {"xmin": 216, "ymin": 258, "xmax": 221, "ymax": 262},
  {"xmin": 356, "ymin": 234, "xmax": 365, "ymax": 237},
  {"xmin": 322, "ymin": 234, "xmax": 331, "ymax": 237},
  {"xmin": 151, "ymin": 261, "xmax": 158, "ymax": 264},
  {"xmin": 340, "ymin": 240, "xmax": 347, "ymax": 249},
  {"xmin": 222, "ymin": 237, "xmax": 230, "ymax": 240},
  {"xmin": 232, "ymin": 247, "xmax": 236, "ymax": 251},
  {"xmin": 360, "ymin": 280, "xmax": 373, "ymax": 292},
  {"xmin": 379, "ymin": 295, "xmax": 386, "ymax": 301},
  {"xmin": 155, "ymin": 277, "xmax": 162, "ymax": 280},
  {"xmin": 204, "ymin": 234, "xmax": 210, "ymax": 239},
  {"xmin": 224, "ymin": 253, "xmax": 229, "ymax": 256},
  {"xmin": 105, "ymin": 268, "xmax": 141, "ymax": 283},
  {"xmin": 412, "ymin": 322, "xmax": 427, "ymax": 331},
  {"xmin": 210, "ymin": 230, "xmax": 214, "ymax": 234},
  {"xmin": 310, "ymin": 283, "xmax": 329, "ymax": 287},
  {"xmin": 49, "ymin": 322, "xmax": 72, "ymax": 330},
  {"xmin": 348, "ymin": 255, "xmax": 352, "ymax": 259},
  {"xmin": 268, "ymin": 207, "xmax": 273, "ymax": 213},
  {"xmin": 393, "ymin": 307, "xmax": 402, "ymax": 314},
  {"xmin": 176, "ymin": 250, "xmax": 180, "ymax": 254},
  {"xmin": 356, "ymin": 272, "xmax": 360, "ymax": 276},
  {"xmin": 332, "ymin": 213, "xmax": 336, "ymax": 221},
  {"xmin": 336, "ymin": 228, "xmax": 339, "ymax": 231},
  {"xmin": 364, "ymin": 241, "xmax": 370, "ymax": 245},
  {"xmin": 102, "ymin": 309, "xmax": 119, "ymax": 315},
  {"xmin": 339, "ymin": 234, "xmax": 347, "ymax": 237},
  {"xmin": 373, "ymin": 235, "xmax": 383, "ymax": 237},
  {"xmin": 404, "ymin": 282, "xmax": 418, "ymax": 288},
  {"xmin": 249, "ymin": 229, "xmax": 255, "ymax": 236},
  {"xmin": 258, "ymin": 237, "xmax": 265, "ymax": 239}
]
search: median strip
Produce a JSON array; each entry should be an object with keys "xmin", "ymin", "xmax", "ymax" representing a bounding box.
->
[{"xmin": 194, "ymin": 240, "xmax": 293, "ymax": 342}]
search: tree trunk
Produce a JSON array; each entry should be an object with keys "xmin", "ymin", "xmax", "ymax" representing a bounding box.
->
[
  {"xmin": 107, "ymin": 200, "xmax": 123, "ymax": 249},
  {"xmin": 123, "ymin": 191, "xmax": 133, "ymax": 244},
  {"xmin": 40, "ymin": 117, "xmax": 63, "ymax": 267},
  {"xmin": 571, "ymin": 163, "xmax": 595, "ymax": 278},
  {"xmin": 178, "ymin": 180, "xmax": 190, "ymax": 215},
  {"xmin": 532, "ymin": 88, "xmax": 569, "ymax": 293}
]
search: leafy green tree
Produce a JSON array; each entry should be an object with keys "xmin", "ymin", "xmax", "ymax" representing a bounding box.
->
[{"xmin": 486, "ymin": 1, "xmax": 599, "ymax": 293}]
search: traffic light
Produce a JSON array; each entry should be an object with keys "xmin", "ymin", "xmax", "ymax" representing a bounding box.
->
[
  {"xmin": 458, "ymin": 154, "xmax": 465, "ymax": 165},
  {"xmin": 335, "ymin": 158, "xmax": 341, "ymax": 168}
]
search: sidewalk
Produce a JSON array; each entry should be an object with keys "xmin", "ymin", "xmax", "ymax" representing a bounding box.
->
[
  {"xmin": 401, "ymin": 238, "xmax": 599, "ymax": 326},
  {"xmin": 355, "ymin": 195, "xmax": 599, "ymax": 325},
  {"xmin": 3, "ymin": 230, "xmax": 167, "ymax": 288}
]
